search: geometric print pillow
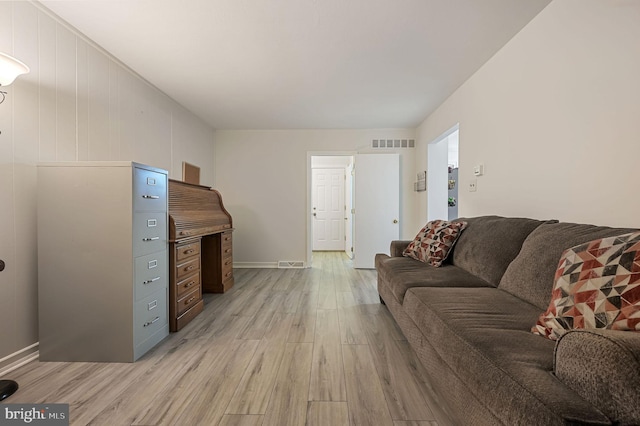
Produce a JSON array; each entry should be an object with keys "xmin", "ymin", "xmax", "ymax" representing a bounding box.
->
[
  {"xmin": 403, "ymin": 220, "xmax": 467, "ymax": 267},
  {"xmin": 532, "ymin": 231, "xmax": 640, "ymax": 340}
]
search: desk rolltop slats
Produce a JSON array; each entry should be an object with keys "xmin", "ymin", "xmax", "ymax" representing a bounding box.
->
[{"xmin": 168, "ymin": 180, "xmax": 232, "ymax": 241}]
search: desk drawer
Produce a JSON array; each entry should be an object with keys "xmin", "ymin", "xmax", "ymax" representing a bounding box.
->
[
  {"xmin": 176, "ymin": 240, "xmax": 201, "ymax": 262},
  {"xmin": 176, "ymin": 257, "xmax": 200, "ymax": 281},
  {"xmin": 222, "ymin": 232, "xmax": 232, "ymax": 245},
  {"xmin": 222, "ymin": 260, "xmax": 233, "ymax": 283},
  {"xmin": 177, "ymin": 272, "xmax": 200, "ymax": 298},
  {"xmin": 177, "ymin": 287, "xmax": 201, "ymax": 316},
  {"xmin": 222, "ymin": 239, "xmax": 233, "ymax": 259}
]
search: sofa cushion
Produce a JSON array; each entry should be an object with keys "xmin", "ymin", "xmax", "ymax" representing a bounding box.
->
[
  {"xmin": 375, "ymin": 254, "xmax": 491, "ymax": 304},
  {"xmin": 533, "ymin": 231, "xmax": 640, "ymax": 340},
  {"xmin": 403, "ymin": 219, "xmax": 467, "ymax": 266},
  {"xmin": 403, "ymin": 287, "xmax": 611, "ymax": 424},
  {"xmin": 450, "ymin": 216, "xmax": 548, "ymax": 286},
  {"xmin": 499, "ymin": 222, "xmax": 638, "ymax": 310}
]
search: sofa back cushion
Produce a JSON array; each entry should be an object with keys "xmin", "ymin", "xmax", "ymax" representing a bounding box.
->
[
  {"xmin": 450, "ymin": 216, "xmax": 549, "ymax": 286},
  {"xmin": 499, "ymin": 222, "xmax": 637, "ymax": 310}
]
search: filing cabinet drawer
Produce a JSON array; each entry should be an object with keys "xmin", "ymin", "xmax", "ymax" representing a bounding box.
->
[
  {"xmin": 177, "ymin": 272, "xmax": 200, "ymax": 299},
  {"xmin": 134, "ymin": 290, "xmax": 168, "ymax": 345},
  {"xmin": 134, "ymin": 251, "xmax": 168, "ymax": 301},
  {"xmin": 176, "ymin": 257, "xmax": 200, "ymax": 281},
  {"xmin": 176, "ymin": 240, "xmax": 201, "ymax": 262},
  {"xmin": 133, "ymin": 213, "xmax": 168, "ymax": 256},
  {"xmin": 133, "ymin": 167, "xmax": 167, "ymax": 212},
  {"xmin": 177, "ymin": 287, "xmax": 201, "ymax": 317}
]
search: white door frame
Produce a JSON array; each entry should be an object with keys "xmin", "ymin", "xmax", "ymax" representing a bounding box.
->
[
  {"xmin": 345, "ymin": 162, "xmax": 354, "ymax": 259},
  {"xmin": 307, "ymin": 151, "xmax": 356, "ymax": 268},
  {"xmin": 427, "ymin": 123, "xmax": 459, "ymax": 221}
]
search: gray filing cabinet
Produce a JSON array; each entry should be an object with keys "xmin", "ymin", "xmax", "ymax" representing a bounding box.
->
[{"xmin": 38, "ymin": 161, "xmax": 169, "ymax": 362}]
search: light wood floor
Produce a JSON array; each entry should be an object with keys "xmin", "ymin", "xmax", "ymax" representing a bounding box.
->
[{"xmin": 6, "ymin": 252, "xmax": 448, "ymax": 426}]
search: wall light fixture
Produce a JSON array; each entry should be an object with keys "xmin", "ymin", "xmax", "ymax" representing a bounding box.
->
[{"xmin": 0, "ymin": 52, "xmax": 30, "ymax": 104}]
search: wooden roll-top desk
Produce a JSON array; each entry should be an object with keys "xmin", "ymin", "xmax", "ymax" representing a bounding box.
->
[{"xmin": 168, "ymin": 179, "xmax": 234, "ymax": 332}]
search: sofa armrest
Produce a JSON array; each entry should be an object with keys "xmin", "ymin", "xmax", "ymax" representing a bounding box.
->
[
  {"xmin": 554, "ymin": 329, "xmax": 640, "ymax": 424},
  {"xmin": 390, "ymin": 240, "xmax": 412, "ymax": 257}
]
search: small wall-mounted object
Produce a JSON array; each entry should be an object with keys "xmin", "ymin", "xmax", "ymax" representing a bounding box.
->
[
  {"xmin": 182, "ymin": 161, "xmax": 200, "ymax": 185},
  {"xmin": 473, "ymin": 164, "xmax": 484, "ymax": 176},
  {"xmin": 414, "ymin": 171, "xmax": 427, "ymax": 192}
]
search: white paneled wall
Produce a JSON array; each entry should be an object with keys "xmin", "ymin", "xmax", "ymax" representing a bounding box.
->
[{"xmin": 0, "ymin": 1, "xmax": 215, "ymax": 363}]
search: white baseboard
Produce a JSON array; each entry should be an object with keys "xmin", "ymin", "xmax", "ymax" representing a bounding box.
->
[
  {"xmin": 0, "ymin": 343, "xmax": 39, "ymax": 376},
  {"xmin": 233, "ymin": 262, "xmax": 279, "ymax": 269}
]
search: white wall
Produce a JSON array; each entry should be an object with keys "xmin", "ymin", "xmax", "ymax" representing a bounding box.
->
[
  {"xmin": 0, "ymin": 1, "xmax": 215, "ymax": 363},
  {"xmin": 214, "ymin": 129, "xmax": 417, "ymax": 266},
  {"xmin": 417, "ymin": 0, "xmax": 640, "ymax": 228}
]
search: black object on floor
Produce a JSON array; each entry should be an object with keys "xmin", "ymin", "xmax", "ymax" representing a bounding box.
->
[{"xmin": 0, "ymin": 380, "xmax": 18, "ymax": 401}]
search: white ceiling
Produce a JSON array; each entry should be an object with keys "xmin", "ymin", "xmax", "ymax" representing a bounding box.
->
[{"xmin": 41, "ymin": 0, "xmax": 551, "ymax": 130}]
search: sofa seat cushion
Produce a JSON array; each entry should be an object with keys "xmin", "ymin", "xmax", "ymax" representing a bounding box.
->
[
  {"xmin": 375, "ymin": 254, "xmax": 491, "ymax": 304},
  {"xmin": 403, "ymin": 287, "xmax": 611, "ymax": 424}
]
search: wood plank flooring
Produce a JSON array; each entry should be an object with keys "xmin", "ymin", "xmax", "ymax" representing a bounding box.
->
[{"xmin": 5, "ymin": 252, "xmax": 445, "ymax": 426}]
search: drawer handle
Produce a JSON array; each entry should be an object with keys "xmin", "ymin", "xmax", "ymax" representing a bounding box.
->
[
  {"xmin": 142, "ymin": 195, "xmax": 160, "ymax": 199},
  {"xmin": 225, "ymin": 272, "xmax": 232, "ymax": 278},
  {"xmin": 143, "ymin": 316, "xmax": 160, "ymax": 327},
  {"xmin": 224, "ymin": 237, "xmax": 230, "ymax": 241},
  {"xmin": 185, "ymin": 281, "xmax": 195, "ymax": 288},
  {"xmin": 143, "ymin": 237, "xmax": 160, "ymax": 242},
  {"xmin": 185, "ymin": 265, "xmax": 195, "ymax": 271},
  {"xmin": 225, "ymin": 260, "xmax": 231, "ymax": 266},
  {"xmin": 179, "ymin": 231, "xmax": 191, "ymax": 236},
  {"xmin": 186, "ymin": 297, "xmax": 196, "ymax": 305},
  {"xmin": 143, "ymin": 277, "xmax": 161, "ymax": 284},
  {"xmin": 184, "ymin": 249, "xmax": 194, "ymax": 254},
  {"xmin": 224, "ymin": 249, "xmax": 231, "ymax": 254}
]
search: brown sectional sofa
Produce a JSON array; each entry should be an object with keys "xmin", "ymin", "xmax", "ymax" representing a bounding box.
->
[{"xmin": 375, "ymin": 216, "xmax": 640, "ymax": 426}]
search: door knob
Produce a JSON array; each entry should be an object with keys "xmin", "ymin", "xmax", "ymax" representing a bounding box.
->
[{"xmin": 393, "ymin": 219, "xmax": 398, "ymax": 224}]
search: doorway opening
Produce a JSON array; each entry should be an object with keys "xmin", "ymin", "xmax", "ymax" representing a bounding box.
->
[
  {"xmin": 427, "ymin": 124, "xmax": 459, "ymax": 221},
  {"xmin": 310, "ymin": 155, "xmax": 355, "ymax": 260}
]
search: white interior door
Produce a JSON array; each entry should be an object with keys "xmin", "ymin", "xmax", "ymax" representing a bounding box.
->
[
  {"xmin": 345, "ymin": 162, "xmax": 354, "ymax": 259},
  {"xmin": 354, "ymin": 153, "xmax": 400, "ymax": 269},
  {"xmin": 312, "ymin": 168, "xmax": 346, "ymax": 251}
]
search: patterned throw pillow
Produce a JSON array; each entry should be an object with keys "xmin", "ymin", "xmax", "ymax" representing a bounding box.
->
[
  {"xmin": 403, "ymin": 220, "xmax": 467, "ymax": 267},
  {"xmin": 533, "ymin": 231, "xmax": 640, "ymax": 340}
]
